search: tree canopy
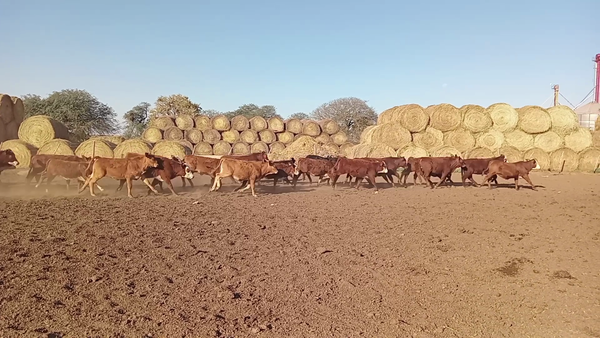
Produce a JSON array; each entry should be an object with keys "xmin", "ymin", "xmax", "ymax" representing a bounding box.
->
[
  {"xmin": 123, "ymin": 102, "xmax": 150, "ymax": 138},
  {"xmin": 224, "ymin": 104, "xmax": 281, "ymax": 119},
  {"xmin": 311, "ymin": 97, "xmax": 377, "ymax": 142},
  {"xmin": 150, "ymin": 94, "xmax": 201, "ymax": 118},
  {"xmin": 290, "ymin": 112, "xmax": 310, "ymax": 120}
]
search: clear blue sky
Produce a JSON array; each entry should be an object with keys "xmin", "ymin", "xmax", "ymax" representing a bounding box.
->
[{"xmin": 1, "ymin": 0, "xmax": 597, "ymax": 121}]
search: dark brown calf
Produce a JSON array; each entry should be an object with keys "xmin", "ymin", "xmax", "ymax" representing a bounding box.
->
[
  {"xmin": 116, "ymin": 156, "xmax": 194, "ymax": 195},
  {"xmin": 266, "ymin": 159, "xmax": 296, "ymax": 186},
  {"xmin": 36, "ymin": 158, "xmax": 103, "ymax": 191},
  {"xmin": 292, "ymin": 157, "xmax": 336, "ymax": 187},
  {"xmin": 328, "ymin": 157, "xmax": 388, "ymax": 193},
  {"xmin": 348, "ymin": 157, "xmax": 407, "ymax": 187},
  {"xmin": 182, "ymin": 154, "xmax": 221, "ymax": 187},
  {"xmin": 461, "ymin": 155, "xmax": 505, "ymax": 187},
  {"xmin": 482, "ymin": 159, "xmax": 538, "ymax": 190},
  {"xmin": 0, "ymin": 149, "xmax": 19, "ymax": 181},
  {"xmin": 27, "ymin": 154, "xmax": 91, "ymax": 184},
  {"xmin": 416, "ymin": 155, "xmax": 465, "ymax": 189}
]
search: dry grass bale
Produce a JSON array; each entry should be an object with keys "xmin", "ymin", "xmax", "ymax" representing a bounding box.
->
[
  {"xmin": 534, "ymin": 131, "xmax": 564, "ymax": 153},
  {"xmin": 285, "ymin": 118, "xmax": 303, "ymax": 134},
  {"xmin": 499, "ymin": 145, "xmax": 523, "ymax": 163},
  {"xmin": 152, "ymin": 141, "xmax": 189, "ymax": 159},
  {"xmin": 202, "ymin": 129, "xmax": 221, "ymax": 145},
  {"xmin": 175, "ymin": 114, "xmax": 195, "ymax": 131},
  {"xmin": 460, "ymin": 104, "xmax": 492, "ymax": 133},
  {"xmin": 547, "ymin": 105, "xmax": 579, "ymax": 136},
  {"xmin": 231, "ymin": 115, "xmax": 250, "ymax": 131},
  {"xmin": 0, "ymin": 123, "xmax": 6, "ymax": 142},
  {"xmin": 277, "ymin": 131, "xmax": 295, "ymax": 144},
  {"xmin": 251, "ymin": 141, "xmax": 269, "ymax": 154},
  {"xmin": 430, "ymin": 145, "xmax": 461, "ymax": 157},
  {"xmin": 412, "ymin": 127, "xmax": 443, "ymax": 151},
  {"xmin": 193, "ymin": 142, "xmax": 213, "ymax": 155},
  {"xmin": 240, "ymin": 129, "xmax": 258, "ymax": 144},
  {"xmin": 578, "ymin": 147, "xmax": 600, "ymax": 172},
  {"xmin": 177, "ymin": 140, "xmax": 194, "ymax": 153},
  {"xmin": 211, "ymin": 115, "xmax": 230, "ymax": 131},
  {"xmin": 113, "ymin": 139, "xmax": 151, "ymax": 158},
  {"xmin": 377, "ymin": 105, "xmax": 399, "ymax": 124},
  {"xmin": 222, "ymin": 130, "xmax": 240, "ymax": 143},
  {"xmin": 38, "ymin": 139, "xmax": 75, "ymax": 156},
  {"xmin": 339, "ymin": 142, "xmax": 354, "ymax": 156},
  {"xmin": 331, "ymin": 131, "xmax": 348, "ymax": 145},
  {"xmin": 150, "ymin": 116, "xmax": 175, "ymax": 130},
  {"xmin": 315, "ymin": 133, "xmax": 331, "ymax": 144},
  {"xmin": 5, "ymin": 121, "xmax": 19, "ymax": 140},
  {"xmin": 163, "ymin": 126, "xmax": 184, "ymax": 141},
  {"xmin": 476, "ymin": 130, "xmax": 505, "ymax": 150},
  {"xmin": 0, "ymin": 140, "xmax": 36, "ymax": 168},
  {"xmin": 0, "ymin": 94, "xmax": 14, "ymax": 124},
  {"xmin": 249, "ymin": 116, "xmax": 267, "ymax": 131},
  {"xmin": 10, "ymin": 96, "xmax": 25, "ymax": 124},
  {"xmin": 465, "ymin": 147, "xmax": 494, "ymax": 159},
  {"xmin": 194, "ymin": 115, "xmax": 212, "ymax": 132},
  {"xmin": 564, "ymin": 127, "xmax": 593, "ymax": 153},
  {"xmin": 427, "ymin": 104, "xmax": 462, "ymax": 132},
  {"xmin": 269, "ymin": 141, "xmax": 286, "ymax": 154},
  {"xmin": 272, "ymin": 135, "xmax": 320, "ymax": 160},
  {"xmin": 232, "ymin": 142, "xmax": 250, "ymax": 155},
  {"xmin": 443, "ymin": 128, "xmax": 476, "ymax": 153},
  {"xmin": 397, "ymin": 143, "xmax": 429, "ymax": 158},
  {"xmin": 185, "ymin": 129, "xmax": 203, "ymax": 144},
  {"xmin": 517, "ymin": 105, "xmax": 551, "ymax": 134},
  {"xmin": 319, "ymin": 119, "xmax": 340, "ymax": 135},
  {"xmin": 142, "ymin": 127, "xmax": 163, "ymax": 143},
  {"xmin": 259, "ymin": 129, "xmax": 276, "ymax": 144},
  {"xmin": 302, "ymin": 120, "xmax": 321, "ymax": 137},
  {"xmin": 362, "ymin": 122, "xmax": 411, "ymax": 150},
  {"xmin": 320, "ymin": 143, "xmax": 340, "ymax": 156},
  {"xmin": 504, "ymin": 129, "xmax": 534, "ymax": 151},
  {"xmin": 486, "ymin": 103, "xmax": 518, "ymax": 132},
  {"xmin": 75, "ymin": 139, "xmax": 115, "ymax": 158},
  {"xmin": 593, "ymin": 131, "xmax": 600, "ymax": 148},
  {"xmin": 347, "ymin": 143, "xmax": 396, "ymax": 158},
  {"xmin": 18, "ymin": 115, "xmax": 70, "ymax": 148},
  {"xmin": 550, "ymin": 148, "xmax": 578, "ymax": 172},
  {"xmin": 360, "ymin": 125, "xmax": 376, "ymax": 143},
  {"xmin": 268, "ymin": 116, "xmax": 285, "ymax": 132},
  {"xmin": 523, "ymin": 148, "xmax": 550, "ymax": 170},
  {"xmin": 395, "ymin": 105, "xmax": 429, "ymax": 132},
  {"xmin": 213, "ymin": 140, "xmax": 232, "ymax": 155},
  {"xmin": 90, "ymin": 135, "xmax": 125, "ymax": 145}
]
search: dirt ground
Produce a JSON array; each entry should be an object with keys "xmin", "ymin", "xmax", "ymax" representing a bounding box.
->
[{"xmin": 1, "ymin": 169, "xmax": 599, "ymax": 338}]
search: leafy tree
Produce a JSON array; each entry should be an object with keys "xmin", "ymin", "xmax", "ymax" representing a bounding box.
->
[
  {"xmin": 290, "ymin": 112, "xmax": 310, "ymax": 120},
  {"xmin": 225, "ymin": 104, "xmax": 281, "ymax": 119},
  {"xmin": 150, "ymin": 94, "xmax": 201, "ymax": 118},
  {"xmin": 123, "ymin": 102, "xmax": 151, "ymax": 138},
  {"xmin": 22, "ymin": 94, "xmax": 46, "ymax": 118},
  {"xmin": 311, "ymin": 97, "xmax": 377, "ymax": 142},
  {"xmin": 201, "ymin": 109, "xmax": 222, "ymax": 117}
]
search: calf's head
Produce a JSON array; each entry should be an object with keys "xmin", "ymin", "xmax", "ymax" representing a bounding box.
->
[
  {"xmin": 2, "ymin": 149, "xmax": 19, "ymax": 167},
  {"xmin": 142, "ymin": 153, "xmax": 159, "ymax": 169},
  {"xmin": 376, "ymin": 161, "xmax": 388, "ymax": 174},
  {"xmin": 171, "ymin": 156, "xmax": 195, "ymax": 179},
  {"xmin": 263, "ymin": 161, "xmax": 280, "ymax": 176}
]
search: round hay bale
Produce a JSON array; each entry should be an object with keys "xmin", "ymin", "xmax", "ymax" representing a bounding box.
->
[
  {"xmin": 175, "ymin": 115, "xmax": 195, "ymax": 131},
  {"xmin": 320, "ymin": 143, "xmax": 339, "ymax": 156},
  {"xmin": 163, "ymin": 126, "xmax": 184, "ymax": 141},
  {"xmin": 360, "ymin": 125, "xmax": 377, "ymax": 143},
  {"xmin": 213, "ymin": 140, "xmax": 232, "ymax": 155},
  {"xmin": 194, "ymin": 115, "xmax": 212, "ymax": 132},
  {"xmin": 465, "ymin": 147, "xmax": 494, "ymax": 159},
  {"xmin": 430, "ymin": 145, "xmax": 461, "ymax": 157},
  {"xmin": 0, "ymin": 123, "xmax": 6, "ymax": 142},
  {"xmin": 339, "ymin": 142, "xmax": 354, "ymax": 156},
  {"xmin": 534, "ymin": 131, "xmax": 563, "ymax": 153},
  {"xmin": 18, "ymin": 115, "xmax": 70, "ymax": 148},
  {"xmin": 504, "ymin": 129, "xmax": 534, "ymax": 151},
  {"xmin": 251, "ymin": 141, "xmax": 269, "ymax": 154},
  {"xmin": 593, "ymin": 131, "xmax": 600, "ymax": 148},
  {"xmin": 177, "ymin": 140, "xmax": 194, "ymax": 153},
  {"xmin": 523, "ymin": 148, "xmax": 550, "ymax": 170},
  {"xmin": 150, "ymin": 116, "xmax": 175, "ymax": 130},
  {"xmin": 395, "ymin": 105, "xmax": 429, "ymax": 132},
  {"xmin": 331, "ymin": 131, "xmax": 348, "ymax": 145},
  {"xmin": 90, "ymin": 135, "xmax": 125, "ymax": 145},
  {"xmin": 460, "ymin": 104, "xmax": 492, "ymax": 133},
  {"xmin": 38, "ymin": 139, "xmax": 75, "ymax": 156},
  {"xmin": 10, "ymin": 96, "xmax": 25, "ymax": 124},
  {"xmin": 517, "ymin": 105, "xmax": 551, "ymax": 134},
  {"xmin": 75, "ymin": 139, "xmax": 115, "ymax": 158},
  {"xmin": 0, "ymin": 94, "xmax": 14, "ymax": 124},
  {"xmin": 443, "ymin": 128, "xmax": 476, "ymax": 153},
  {"xmin": 113, "ymin": 139, "xmax": 151, "ymax": 158},
  {"xmin": 564, "ymin": 127, "xmax": 593, "ymax": 153},
  {"xmin": 302, "ymin": 120, "xmax": 321, "ymax": 137},
  {"xmin": 427, "ymin": 104, "xmax": 461, "ymax": 132},
  {"xmin": 0, "ymin": 139, "xmax": 36, "ymax": 168},
  {"xmin": 277, "ymin": 131, "xmax": 295, "ymax": 144},
  {"xmin": 547, "ymin": 105, "xmax": 579, "ymax": 136},
  {"xmin": 268, "ymin": 116, "xmax": 285, "ymax": 132},
  {"xmin": 269, "ymin": 141, "xmax": 286, "ymax": 154},
  {"xmin": 314, "ymin": 134, "xmax": 331, "ymax": 144},
  {"xmin": 498, "ymin": 146, "xmax": 523, "ymax": 163},
  {"xmin": 397, "ymin": 143, "xmax": 429, "ymax": 159},
  {"xmin": 202, "ymin": 129, "xmax": 221, "ymax": 145},
  {"xmin": 486, "ymin": 103, "xmax": 518, "ymax": 132},
  {"xmin": 319, "ymin": 119, "xmax": 340, "ymax": 135},
  {"xmin": 152, "ymin": 141, "xmax": 188, "ymax": 159},
  {"xmin": 232, "ymin": 142, "xmax": 250, "ymax": 155},
  {"xmin": 271, "ymin": 135, "xmax": 319, "ymax": 160},
  {"xmin": 222, "ymin": 130, "xmax": 240, "ymax": 143},
  {"xmin": 350, "ymin": 144, "xmax": 397, "ymax": 158},
  {"xmin": 5, "ymin": 121, "xmax": 19, "ymax": 140},
  {"xmin": 362, "ymin": 122, "xmax": 412, "ymax": 150},
  {"xmin": 249, "ymin": 116, "xmax": 267, "ymax": 132},
  {"xmin": 231, "ymin": 115, "xmax": 250, "ymax": 131},
  {"xmin": 412, "ymin": 127, "xmax": 443, "ymax": 151},
  {"xmin": 550, "ymin": 148, "xmax": 578, "ymax": 172},
  {"xmin": 259, "ymin": 129, "xmax": 276, "ymax": 144},
  {"xmin": 211, "ymin": 115, "xmax": 230, "ymax": 131},
  {"xmin": 142, "ymin": 127, "xmax": 163, "ymax": 143},
  {"xmin": 285, "ymin": 118, "xmax": 303, "ymax": 134},
  {"xmin": 185, "ymin": 129, "xmax": 203, "ymax": 144},
  {"xmin": 578, "ymin": 147, "xmax": 600, "ymax": 172},
  {"xmin": 240, "ymin": 129, "xmax": 258, "ymax": 144},
  {"xmin": 193, "ymin": 142, "xmax": 213, "ymax": 155},
  {"xmin": 476, "ymin": 130, "xmax": 505, "ymax": 151},
  {"xmin": 377, "ymin": 105, "xmax": 399, "ymax": 125}
]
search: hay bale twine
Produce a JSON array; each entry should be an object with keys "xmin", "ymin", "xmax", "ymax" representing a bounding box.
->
[
  {"xmin": 18, "ymin": 115, "xmax": 70, "ymax": 148},
  {"xmin": 302, "ymin": 120, "xmax": 321, "ymax": 137},
  {"xmin": 564, "ymin": 127, "xmax": 593, "ymax": 153},
  {"xmin": 232, "ymin": 142, "xmax": 250, "ymax": 155},
  {"xmin": 277, "ymin": 131, "xmax": 295, "ymax": 144},
  {"xmin": 460, "ymin": 104, "xmax": 492, "ymax": 133},
  {"xmin": 331, "ymin": 131, "xmax": 348, "ymax": 145},
  {"xmin": 498, "ymin": 146, "xmax": 523, "ymax": 163},
  {"xmin": 517, "ymin": 105, "xmax": 551, "ymax": 134},
  {"xmin": 397, "ymin": 143, "xmax": 429, "ymax": 159},
  {"xmin": 314, "ymin": 134, "xmax": 331, "ymax": 144},
  {"xmin": 211, "ymin": 115, "xmax": 230, "ymax": 131},
  {"xmin": 476, "ymin": 130, "xmax": 505, "ymax": 151},
  {"xmin": 486, "ymin": 103, "xmax": 518, "ymax": 132},
  {"xmin": 240, "ymin": 129, "xmax": 258, "ymax": 144},
  {"xmin": 523, "ymin": 148, "xmax": 550, "ymax": 170},
  {"xmin": 578, "ymin": 147, "xmax": 600, "ymax": 172},
  {"xmin": 320, "ymin": 143, "xmax": 340, "ymax": 156},
  {"xmin": 5, "ymin": 121, "xmax": 19, "ymax": 140},
  {"xmin": 75, "ymin": 139, "xmax": 115, "ymax": 158},
  {"xmin": 0, "ymin": 94, "xmax": 14, "ymax": 124},
  {"xmin": 213, "ymin": 140, "xmax": 232, "ymax": 155},
  {"xmin": 285, "ymin": 118, "xmax": 303, "ymax": 134},
  {"xmin": 163, "ymin": 126, "xmax": 184, "ymax": 141},
  {"xmin": 504, "ymin": 129, "xmax": 534, "ymax": 151},
  {"xmin": 194, "ymin": 115, "xmax": 212, "ymax": 132},
  {"xmin": 231, "ymin": 115, "xmax": 249, "ymax": 131},
  {"xmin": 259, "ymin": 129, "xmax": 276, "ymax": 144},
  {"xmin": 222, "ymin": 130, "xmax": 240, "ymax": 143},
  {"xmin": 150, "ymin": 116, "xmax": 175, "ymax": 130},
  {"xmin": 465, "ymin": 147, "xmax": 494, "ymax": 159},
  {"xmin": 430, "ymin": 145, "xmax": 461, "ymax": 157},
  {"xmin": 443, "ymin": 128, "xmax": 476, "ymax": 153},
  {"xmin": 534, "ymin": 131, "xmax": 563, "ymax": 153},
  {"xmin": 251, "ymin": 141, "xmax": 269, "ymax": 154},
  {"xmin": 249, "ymin": 116, "xmax": 267, "ymax": 132},
  {"xmin": 339, "ymin": 142, "xmax": 354, "ymax": 156},
  {"xmin": 142, "ymin": 127, "xmax": 163, "ymax": 143},
  {"xmin": 152, "ymin": 141, "xmax": 188, "ymax": 159},
  {"xmin": 193, "ymin": 142, "xmax": 213, "ymax": 155},
  {"xmin": 0, "ymin": 139, "xmax": 36, "ymax": 168},
  {"xmin": 319, "ymin": 119, "xmax": 340, "ymax": 135},
  {"xmin": 90, "ymin": 135, "xmax": 125, "ymax": 145},
  {"xmin": 269, "ymin": 141, "xmax": 286, "ymax": 154},
  {"xmin": 10, "ymin": 96, "xmax": 25, "ymax": 124},
  {"xmin": 427, "ymin": 104, "xmax": 462, "ymax": 132},
  {"xmin": 268, "ymin": 116, "xmax": 285, "ymax": 132},
  {"xmin": 412, "ymin": 127, "xmax": 443, "ymax": 151},
  {"xmin": 360, "ymin": 125, "xmax": 377, "ymax": 143},
  {"xmin": 175, "ymin": 115, "xmax": 195, "ymax": 131},
  {"xmin": 185, "ymin": 129, "xmax": 203, "ymax": 144},
  {"xmin": 395, "ymin": 105, "xmax": 429, "ymax": 132},
  {"xmin": 113, "ymin": 139, "xmax": 151, "ymax": 158},
  {"xmin": 38, "ymin": 139, "xmax": 75, "ymax": 156},
  {"xmin": 547, "ymin": 105, "xmax": 578, "ymax": 136},
  {"xmin": 362, "ymin": 122, "xmax": 411, "ymax": 150},
  {"xmin": 550, "ymin": 148, "xmax": 578, "ymax": 172},
  {"xmin": 593, "ymin": 131, "xmax": 600, "ymax": 148},
  {"xmin": 202, "ymin": 129, "xmax": 221, "ymax": 145}
]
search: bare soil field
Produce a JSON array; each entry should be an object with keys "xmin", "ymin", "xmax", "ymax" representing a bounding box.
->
[{"xmin": 1, "ymin": 170, "xmax": 599, "ymax": 338}]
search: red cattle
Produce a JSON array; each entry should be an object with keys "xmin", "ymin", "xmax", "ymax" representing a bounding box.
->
[
  {"xmin": 36, "ymin": 158, "xmax": 103, "ymax": 191},
  {"xmin": 222, "ymin": 151, "xmax": 269, "ymax": 162},
  {"xmin": 328, "ymin": 157, "xmax": 388, "ymax": 193},
  {"xmin": 461, "ymin": 155, "xmax": 505, "ymax": 187},
  {"xmin": 415, "ymin": 155, "xmax": 464, "ymax": 189},
  {"xmin": 209, "ymin": 158, "xmax": 279, "ymax": 197},
  {"xmin": 182, "ymin": 155, "xmax": 221, "ymax": 187},
  {"xmin": 482, "ymin": 159, "xmax": 538, "ymax": 190},
  {"xmin": 26, "ymin": 154, "xmax": 91, "ymax": 184},
  {"xmin": 0, "ymin": 149, "xmax": 19, "ymax": 181},
  {"xmin": 292, "ymin": 157, "xmax": 337, "ymax": 187},
  {"xmin": 346, "ymin": 157, "xmax": 407, "ymax": 187},
  {"xmin": 116, "ymin": 155, "xmax": 194, "ymax": 195},
  {"xmin": 266, "ymin": 159, "xmax": 296, "ymax": 186}
]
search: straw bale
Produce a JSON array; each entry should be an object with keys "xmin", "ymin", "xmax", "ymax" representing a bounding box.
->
[
  {"xmin": 185, "ymin": 129, "xmax": 203, "ymax": 144},
  {"xmin": 10, "ymin": 96, "xmax": 25, "ymax": 124},
  {"xmin": 232, "ymin": 142, "xmax": 250, "ymax": 155},
  {"xmin": 194, "ymin": 115, "xmax": 212, "ymax": 132},
  {"xmin": 314, "ymin": 134, "xmax": 331, "ymax": 144},
  {"xmin": 18, "ymin": 115, "xmax": 70, "ymax": 148},
  {"xmin": 113, "ymin": 139, "xmax": 151, "ymax": 158},
  {"xmin": 498, "ymin": 146, "xmax": 523, "ymax": 163},
  {"xmin": 271, "ymin": 135, "xmax": 319, "ymax": 160},
  {"xmin": 193, "ymin": 142, "xmax": 213, "ymax": 155},
  {"xmin": 578, "ymin": 147, "xmax": 600, "ymax": 172},
  {"xmin": 0, "ymin": 139, "xmax": 36, "ymax": 168},
  {"xmin": 152, "ymin": 141, "xmax": 189, "ymax": 159},
  {"xmin": 564, "ymin": 127, "xmax": 593, "ymax": 153},
  {"xmin": 319, "ymin": 143, "xmax": 340, "ymax": 156},
  {"xmin": 75, "ymin": 139, "xmax": 115, "ymax": 158},
  {"xmin": 269, "ymin": 141, "xmax": 286, "ymax": 154},
  {"xmin": 251, "ymin": 141, "xmax": 269, "ymax": 154},
  {"xmin": 0, "ymin": 123, "xmax": 6, "ymax": 142},
  {"xmin": 202, "ymin": 129, "xmax": 221, "ymax": 145},
  {"xmin": 377, "ymin": 105, "xmax": 399, "ymax": 124},
  {"xmin": 240, "ymin": 129, "xmax": 258, "ymax": 144},
  {"xmin": 302, "ymin": 120, "xmax": 321, "ymax": 137},
  {"xmin": 397, "ymin": 143, "xmax": 428, "ymax": 159},
  {"xmin": 174, "ymin": 114, "xmax": 195, "ymax": 131},
  {"xmin": 0, "ymin": 94, "xmax": 14, "ymax": 124},
  {"xmin": 142, "ymin": 127, "xmax": 163, "ymax": 143},
  {"xmin": 5, "ymin": 121, "xmax": 19, "ymax": 140},
  {"xmin": 523, "ymin": 148, "xmax": 550, "ymax": 170},
  {"xmin": 177, "ymin": 140, "xmax": 194, "ymax": 153},
  {"xmin": 517, "ymin": 105, "xmax": 551, "ymax": 134},
  {"xmin": 550, "ymin": 148, "xmax": 578, "ymax": 172},
  {"xmin": 163, "ymin": 126, "xmax": 184, "ymax": 141},
  {"xmin": 211, "ymin": 115, "xmax": 230, "ymax": 131},
  {"xmin": 360, "ymin": 125, "xmax": 376, "ymax": 143},
  {"xmin": 331, "ymin": 131, "xmax": 348, "ymax": 145},
  {"xmin": 504, "ymin": 129, "xmax": 534, "ymax": 151},
  {"xmin": 395, "ymin": 105, "xmax": 429, "ymax": 132},
  {"xmin": 90, "ymin": 135, "xmax": 125, "ymax": 145},
  {"xmin": 38, "ymin": 139, "xmax": 75, "ymax": 156},
  {"xmin": 349, "ymin": 144, "xmax": 397, "ymax": 158},
  {"xmin": 213, "ymin": 140, "xmax": 232, "ymax": 155},
  {"xmin": 427, "ymin": 104, "xmax": 461, "ymax": 132},
  {"xmin": 150, "ymin": 116, "xmax": 175, "ymax": 130},
  {"xmin": 339, "ymin": 142, "xmax": 354, "ymax": 156},
  {"xmin": 534, "ymin": 131, "xmax": 563, "ymax": 153},
  {"xmin": 486, "ymin": 103, "xmax": 518, "ymax": 132},
  {"xmin": 277, "ymin": 131, "xmax": 295, "ymax": 144},
  {"xmin": 460, "ymin": 104, "xmax": 491, "ymax": 133},
  {"xmin": 593, "ymin": 131, "xmax": 600, "ymax": 148},
  {"xmin": 362, "ymin": 122, "xmax": 411, "ymax": 150},
  {"xmin": 231, "ymin": 115, "xmax": 250, "ymax": 131},
  {"xmin": 268, "ymin": 116, "xmax": 285, "ymax": 132},
  {"xmin": 430, "ymin": 145, "xmax": 461, "ymax": 157},
  {"xmin": 319, "ymin": 119, "xmax": 340, "ymax": 135},
  {"xmin": 465, "ymin": 147, "xmax": 494, "ymax": 159},
  {"xmin": 259, "ymin": 129, "xmax": 276, "ymax": 144},
  {"xmin": 476, "ymin": 130, "xmax": 504, "ymax": 151},
  {"xmin": 412, "ymin": 127, "xmax": 443, "ymax": 151},
  {"xmin": 222, "ymin": 130, "xmax": 240, "ymax": 143},
  {"xmin": 443, "ymin": 128, "xmax": 476, "ymax": 153},
  {"xmin": 249, "ymin": 116, "xmax": 267, "ymax": 131},
  {"xmin": 547, "ymin": 105, "xmax": 579, "ymax": 136},
  {"xmin": 285, "ymin": 118, "xmax": 303, "ymax": 134}
]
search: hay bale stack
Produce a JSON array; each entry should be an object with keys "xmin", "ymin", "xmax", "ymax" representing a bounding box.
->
[
  {"xmin": 348, "ymin": 144, "xmax": 396, "ymax": 158},
  {"xmin": 498, "ymin": 146, "xmax": 523, "ymax": 163},
  {"xmin": 0, "ymin": 94, "xmax": 14, "ymax": 124},
  {"xmin": 339, "ymin": 142, "xmax": 354, "ymax": 156},
  {"xmin": 413, "ymin": 127, "xmax": 443, "ymax": 151},
  {"xmin": 377, "ymin": 105, "xmax": 399, "ymax": 125},
  {"xmin": 277, "ymin": 131, "xmax": 295, "ymax": 144},
  {"xmin": 202, "ymin": 129, "xmax": 221, "ymax": 144},
  {"xmin": 314, "ymin": 134, "xmax": 331, "ymax": 144},
  {"xmin": 460, "ymin": 105, "xmax": 492, "ymax": 133},
  {"xmin": 362, "ymin": 122, "xmax": 411, "ymax": 150},
  {"xmin": 150, "ymin": 116, "xmax": 175, "ymax": 130},
  {"xmin": 193, "ymin": 142, "xmax": 213, "ymax": 155},
  {"xmin": 360, "ymin": 125, "xmax": 376, "ymax": 143},
  {"xmin": 550, "ymin": 148, "xmax": 578, "ymax": 172},
  {"xmin": 302, "ymin": 120, "xmax": 321, "ymax": 137},
  {"xmin": 285, "ymin": 118, "xmax": 303, "ymax": 134},
  {"xmin": 397, "ymin": 143, "xmax": 429, "ymax": 159},
  {"xmin": 194, "ymin": 115, "xmax": 212, "ymax": 132},
  {"xmin": 152, "ymin": 141, "xmax": 189, "ymax": 159},
  {"xmin": 222, "ymin": 130, "xmax": 240, "ymax": 143},
  {"xmin": 547, "ymin": 105, "xmax": 579, "ymax": 136},
  {"xmin": 249, "ymin": 116, "xmax": 267, "ymax": 132},
  {"xmin": 251, "ymin": 141, "xmax": 269, "ymax": 154},
  {"xmin": 5, "ymin": 121, "xmax": 18, "ymax": 140},
  {"xmin": 534, "ymin": 131, "xmax": 563, "ymax": 153},
  {"xmin": 10, "ymin": 96, "xmax": 25, "ymax": 125},
  {"xmin": 211, "ymin": 115, "xmax": 230, "ymax": 131},
  {"xmin": 430, "ymin": 145, "xmax": 461, "ymax": 157},
  {"xmin": 232, "ymin": 142, "xmax": 250, "ymax": 155},
  {"xmin": 259, "ymin": 129, "xmax": 276, "ymax": 144},
  {"xmin": 75, "ymin": 139, "xmax": 115, "ymax": 158},
  {"xmin": 37, "ymin": 139, "xmax": 75, "ymax": 156},
  {"xmin": 319, "ymin": 143, "xmax": 340, "ymax": 156},
  {"xmin": 177, "ymin": 140, "xmax": 194, "ymax": 153},
  {"xmin": 330, "ymin": 131, "xmax": 348, "ymax": 145},
  {"xmin": 231, "ymin": 115, "xmax": 249, "ymax": 131},
  {"xmin": 0, "ymin": 140, "xmax": 36, "ymax": 168},
  {"xmin": 319, "ymin": 119, "xmax": 340, "ymax": 135},
  {"xmin": 113, "ymin": 139, "xmax": 151, "ymax": 158},
  {"xmin": 523, "ymin": 148, "xmax": 550, "ymax": 170},
  {"xmin": 427, "ymin": 104, "xmax": 462, "ymax": 132},
  {"xmin": 593, "ymin": 132, "xmax": 600, "ymax": 148},
  {"xmin": 564, "ymin": 127, "xmax": 592, "ymax": 153},
  {"xmin": 163, "ymin": 126, "xmax": 184, "ymax": 141},
  {"xmin": 142, "ymin": 127, "xmax": 163, "ymax": 143},
  {"xmin": 465, "ymin": 147, "xmax": 494, "ymax": 159},
  {"xmin": 487, "ymin": 103, "xmax": 518, "ymax": 132},
  {"xmin": 185, "ymin": 129, "xmax": 203, "ymax": 144},
  {"xmin": 476, "ymin": 130, "xmax": 505, "ymax": 151},
  {"xmin": 269, "ymin": 141, "xmax": 286, "ymax": 154},
  {"xmin": 18, "ymin": 115, "xmax": 70, "ymax": 148},
  {"xmin": 578, "ymin": 148, "xmax": 600, "ymax": 172},
  {"xmin": 517, "ymin": 105, "xmax": 551, "ymax": 134},
  {"xmin": 175, "ymin": 115, "xmax": 195, "ymax": 131},
  {"xmin": 504, "ymin": 129, "xmax": 534, "ymax": 151},
  {"xmin": 268, "ymin": 116, "xmax": 285, "ymax": 132},
  {"xmin": 240, "ymin": 130, "xmax": 258, "ymax": 144},
  {"xmin": 395, "ymin": 105, "xmax": 429, "ymax": 133},
  {"xmin": 90, "ymin": 135, "xmax": 125, "ymax": 145},
  {"xmin": 213, "ymin": 140, "xmax": 232, "ymax": 155},
  {"xmin": 272, "ymin": 135, "xmax": 320, "ymax": 160},
  {"xmin": 0, "ymin": 123, "xmax": 6, "ymax": 142},
  {"xmin": 443, "ymin": 128, "xmax": 476, "ymax": 153}
]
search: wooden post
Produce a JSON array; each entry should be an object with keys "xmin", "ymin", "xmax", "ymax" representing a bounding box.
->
[
  {"xmin": 559, "ymin": 160, "xmax": 566, "ymax": 173},
  {"xmin": 553, "ymin": 85, "xmax": 560, "ymax": 106},
  {"xmin": 92, "ymin": 141, "xmax": 96, "ymax": 158}
]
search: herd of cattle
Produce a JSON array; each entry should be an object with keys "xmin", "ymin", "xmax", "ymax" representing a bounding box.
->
[{"xmin": 0, "ymin": 148, "xmax": 540, "ymax": 197}]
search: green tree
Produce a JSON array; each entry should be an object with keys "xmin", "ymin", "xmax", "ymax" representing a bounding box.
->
[
  {"xmin": 201, "ymin": 109, "xmax": 221, "ymax": 117},
  {"xmin": 22, "ymin": 94, "xmax": 46, "ymax": 118},
  {"xmin": 225, "ymin": 103, "xmax": 281, "ymax": 119},
  {"xmin": 311, "ymin": 97, "xmax": 377, "ymax": 142},
  {"xmin": 150, "ymin": 94, "xmax": 201, "ymax": 118},
  {"xmin": 290, "ymin": 112, "xmax": 309, "ymax": 120},
  {"xmin": 123, "ymin": 102, "xmax": 151, "ymax": 138}
]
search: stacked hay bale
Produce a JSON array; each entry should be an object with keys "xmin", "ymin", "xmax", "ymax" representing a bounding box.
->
[{"xmin": 0, "ymin": 94, "xmax": 25, "ymax": 142}]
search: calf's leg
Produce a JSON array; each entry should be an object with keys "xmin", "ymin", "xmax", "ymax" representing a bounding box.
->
[{"xmin": 520, "ymin": 173, "xmax": 537, "ymax": 191}]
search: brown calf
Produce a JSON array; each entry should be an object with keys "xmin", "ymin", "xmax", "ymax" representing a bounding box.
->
[
  {"xmin": 328, "ymin": 157, "xmax": 388, "ymax": 193},
  {"xmin": 0, "ymin": 149, "xmax": 19, "ymax": 181},
  {"xmin": 461, "ymin": 155, "xmax": 505, "ymax": 187},
  {"xmin": 266, "ymin": 159, "xmax": 296, "ymax": 186},
  {"xmin": 116, "ymin": 155, "xmax": 194, "ymax": 195},
  {"xmin": 182, "ymin": 155, "xmax": 221, "ymax": 187},
  {"xmin": 482, "ymin": 159, "xmax": 538, "ymax": 190},
  {"xmin": 209, "ymin": 158, "xmax": 279, "ymax": 197},
  {"xmin": 27, "ymin": 154, "xmax": 91, "ymax": 184},
  {"xmin": 416, "ymin": 155, "xmax": 464, "ymax": 189},
  {"xmin": 348, "ymin": 157, "xmax": 407, "ymax": 187},
  {"xmin": 292, "ymin": 157, "xmax": 337, "ymax": 187},
  {"xmin": 36, "ymin": 158, "xmax": 104, "ymax": 191}
]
